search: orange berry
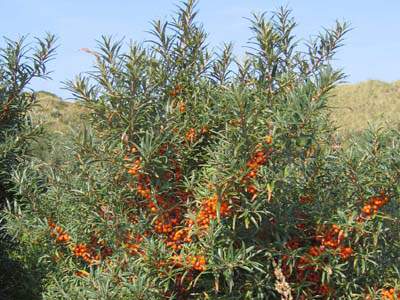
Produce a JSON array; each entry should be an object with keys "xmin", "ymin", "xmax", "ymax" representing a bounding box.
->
[
  {"xmin": 308, "ymin": 246, "xmax": 321, "ymax": 257},
  {"xmin": 178, "ymin": 101, "xmax": 186, "ymax": 113},
  {"xmin": 246, "ymin": 185, "xmax": 257, "ymax": 195},
  {"xmin": 339, "ymin": 247, "xmax": 353, "ymax": 260},
  {"xmin": 185, "ymin": 128, "xmax": 197, "ymax": 142}
]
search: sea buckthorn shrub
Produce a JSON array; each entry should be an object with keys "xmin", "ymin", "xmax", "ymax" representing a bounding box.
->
[
  {"xmin": 0, "ymin": 34, "xmax": 56, "ymax": 202},
  {"xmin": 3, "ymin": 1, "xmax": 400, "ymax": 299},
  {"xmin": 0, "ymin": 35, "xmax": 56, "ymax": 298}
]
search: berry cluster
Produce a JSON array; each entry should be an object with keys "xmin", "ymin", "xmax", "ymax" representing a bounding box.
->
[
  {"xmin": 125, "ymin": 146, "xmax": 190, "ymax": 251},
  {"xmin": 169, "ymin": 84, "xmax": 183, "ymax": 97},
  {"xmin": 171, "ymin": 254, "xmax": 207, "ymax": 272},
  {"xmin": 183, "ymin": 126, "xmax": 208, "ymax": 144},
  {"xmin": 169, "ymin": 84, "xmax": 186, "ymax": 114},
  {"xmin": 186, "ymin": 255, "xmax": 207, "ymax": 272},
  {"xmin": 185, "ymin": 128, "xmax": 197, "ymax": 143},
  {"xmin": 241, "ymin": 141, "xmax": 272, "ymax": 197},
  {"xmin": 73, "ymin": 243, "xmax": 98, "ymax": 265},
  {"xmin": 127, "ymin": 158, "xmax": 142, "ymax": 176},
  {"xmin": 361, "ymin": 192, "xmax": 390, "ymax": 218},
  {"xmin": 315, "ymin": 224, "xmax": 353, "ymax": 259},
  {"xmin": 382, "ymin": 288, "xmax": 400, "ymax": 300},
  {"xmin": 178, "ymin": 101, "xmax": 186, "ymax": 113},
  {"xmin": 122, "ymin": 231, "xmax": 145, "ymax": 255},
  {"xmin": 124, "ymin": 142, "xmax": 235, "ymax": 280},
  {"xmin": 48, "ymin": 220, "xmax": 70, "ymax": 244},
  {"xmin": 281, "ymin": 252, "xmax": 329, "ymax": 297},
  {"xmin": 72, "ymin": 235, "xmax": 113, "ymax": 266},
  {"xmin": 195, "ymin": 194, "xmax": 230, "ymax": 230},
  {"xmin": 48, "ymin": 220, "xmax": 112, "ymax": 270},
  {"xmin": 282, "ymin": 223, "xmax": 354, "ymax": 297}
]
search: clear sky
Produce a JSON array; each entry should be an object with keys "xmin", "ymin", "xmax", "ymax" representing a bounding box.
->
[{"xmin": 1, "ymin": 0, "xmax": 399, "ymax": 98}]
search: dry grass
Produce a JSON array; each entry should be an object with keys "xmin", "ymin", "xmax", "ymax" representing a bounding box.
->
[
  {"xmin": 29, "ymin": 92, "xmax": 87, "ymax": 164},
  {"xmin": 329, "ymin": 80, "xmax": 400, "ymax": 135},
  {"xmin": 31, "ymin": 91, "xmax": 87, "ymax": 133}
]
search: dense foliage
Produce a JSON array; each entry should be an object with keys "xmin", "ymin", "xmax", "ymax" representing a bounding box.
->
[
  {"xmin": 0, "ymin": 34, "xmax": 55, "ymax": 201},
  {"xmin": 0, "ymin": 34, "xmax": 56, "ymax": 298},
  {"xmin": 2, "ymin": 1, "xmax": 400, "ymax": 299}
]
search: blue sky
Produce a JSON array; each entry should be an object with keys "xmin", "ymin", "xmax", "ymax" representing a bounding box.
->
[{"xmin": 1, "ymin": 0, "xmax": 400, "ymax": 98}]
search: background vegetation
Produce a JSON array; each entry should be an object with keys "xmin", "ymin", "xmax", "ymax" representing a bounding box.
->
[{"xmin": 29, "ymin": 91, "xmax": 86, "ymax": 165}]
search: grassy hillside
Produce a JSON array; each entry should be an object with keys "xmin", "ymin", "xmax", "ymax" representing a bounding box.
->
[
  {"xmin": 30, "ymin": 91, "xmax": 87, "ymax": 164},
  {"xmin": 330, "ymin": 80, "xmax": 400, "ymax": 134},
  {"xmin": 32, "ymin": 80, "xmax": 400, "ymax": 136},
  {"xmin": 32, "ymin": 91, "xmax": 86, "ymax": 133}
]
